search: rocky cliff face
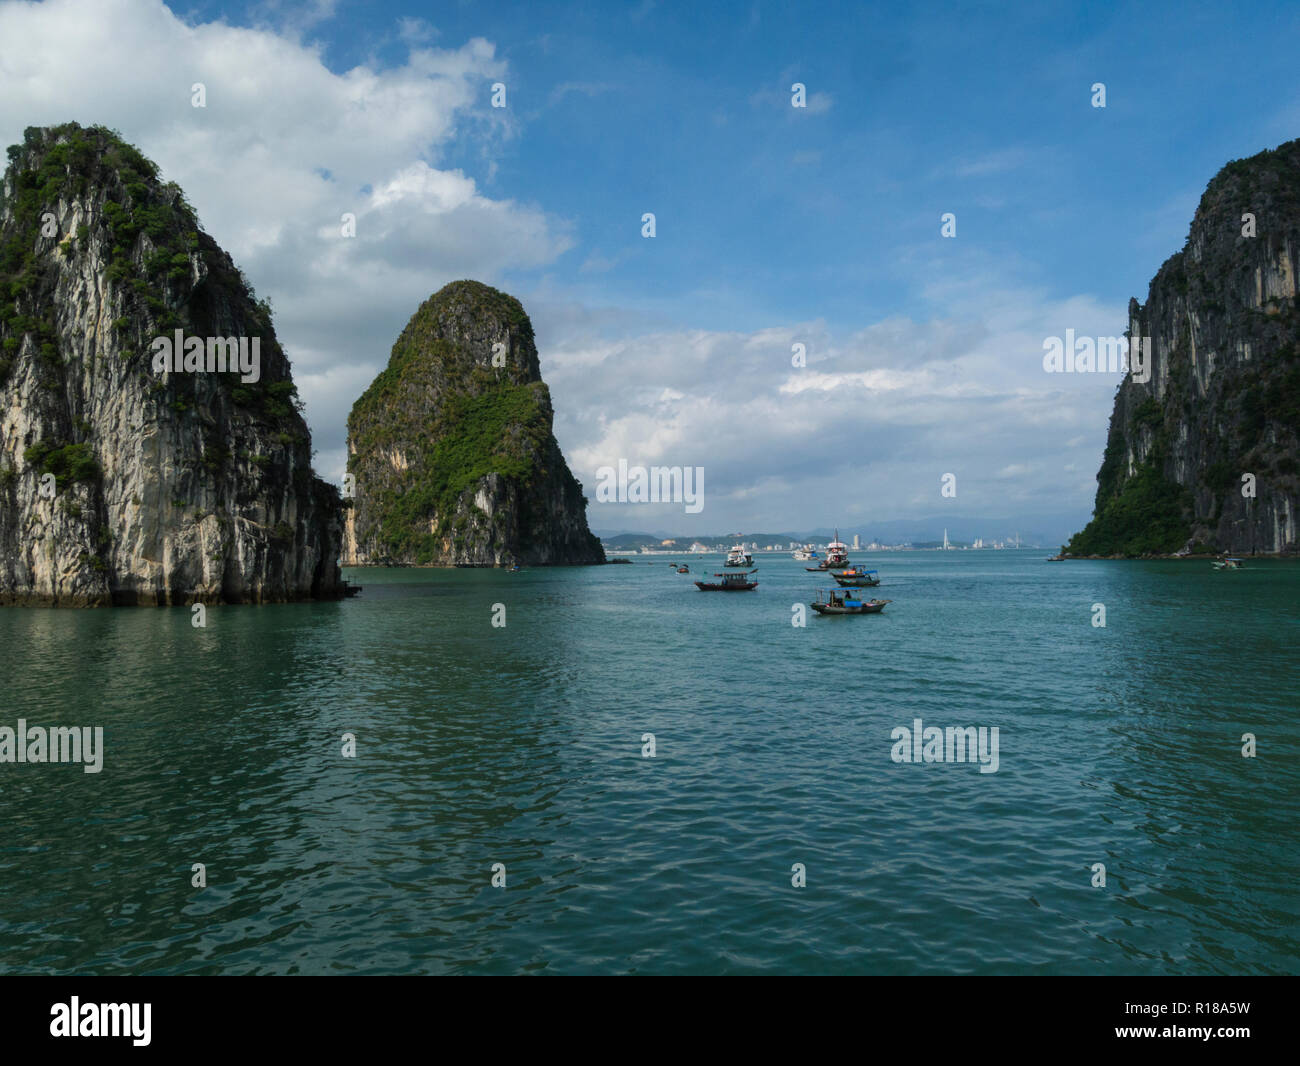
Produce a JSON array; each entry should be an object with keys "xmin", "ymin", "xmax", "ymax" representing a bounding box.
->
[
  {"xmin": 0, "ymin": 123, "xmax": 342, "ymax": 605},
  {"xmin": 344, "ymin": 280, "xmax": 604, "ymax": 566},
  {"xmin": 1069, "ymin": 138, "xmax": 1300, "ymax": 556}
]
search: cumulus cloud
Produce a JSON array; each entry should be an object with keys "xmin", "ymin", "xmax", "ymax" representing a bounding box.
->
[{"xmin": 530, "ymin": 281, "xmax": 1123, "ymax": 535}]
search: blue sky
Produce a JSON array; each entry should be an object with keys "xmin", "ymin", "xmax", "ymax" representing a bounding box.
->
[
  {"xmin": 186, "ymin": 0, "xmax": 1299, "ymax": 331},
  {"xmin": 3, "ymin": 0, "xmax": 1298, "ymax": 542}
]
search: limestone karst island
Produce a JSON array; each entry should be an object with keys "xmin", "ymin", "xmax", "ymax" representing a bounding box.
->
[
  {"xmin": 1064, "ymin": 138, "xmax": 1300, "ymax": 558},
  {"xmin": 343, "ymin": 280, "xmax": 604, "ymax": 568},
  {"xmin": 0, "ymin": 124, "xmax": 342, "ymax": 605}
]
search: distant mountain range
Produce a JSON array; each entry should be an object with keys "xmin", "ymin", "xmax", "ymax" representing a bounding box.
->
[{"xmin": 593, "ymin": 513, "xmax": 1087, "ymax": 549}]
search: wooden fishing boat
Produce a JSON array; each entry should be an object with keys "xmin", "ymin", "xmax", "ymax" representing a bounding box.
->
[
  {"xmin": 831, "ymin": 567, "xmax": 880, "ymax": 587},
  {"xmin": 676, "ymin": 565, "xmax": 690, "ymax": 573},
  {"xmin": 695, "ymin": 569, "xmax": 759, "ymax": 591},
  {"xmin": 809, "ymin": 588, "xmax": 891, "ymax": 614}
]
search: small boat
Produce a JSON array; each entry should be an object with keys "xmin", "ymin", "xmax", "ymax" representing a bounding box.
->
[
  {"xmin": 832, "ymin": 567, "xmax": 880, "ymax": 587},
  {"xmin": 724, "ymin": 544, "xmax": 754, "ymax": 567},
  {"xmin": 1212, "ymin": 556, "xmax": 1244, "ymax": 570},
  {"xmin": 825, "ymin": 528, "xmax": 850, "ymax": 568},
  {"xmin": 792, "ymin": 544, "xmax": 819, "ymax": 562},
  {"xmin": 342, "ymin": 580, "xmax": 363, "ymax": 597},
  {"xmin": 676, "ymin": 565, "xmax": 690, "ymax": 573},
  {"xmin": 695, "ymin": 569, "xmax": 759, "ymax": 591},
  {"xmin": 810, "ymin": 588, "xmax": 891, "ymax": 615}
]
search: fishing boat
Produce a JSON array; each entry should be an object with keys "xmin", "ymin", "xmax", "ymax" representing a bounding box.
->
[
  {"xmin": 724, "ymin": 544, "xmax": 754, "ymax": 567},
  {"xmin": 809, "ymin": 588, "xmax": 891, "ymax": 615},
  {"xmin": 831, "ymin": 567, "xmax": 880, "ymax": 587},
  {"xmin": 1212, "ymin": 556, "xmax": 1244, "ymax": 570},
  {"xmin": 695, "ymin": 569, "xmax": 759, "ymax": 591},
  {"xmin": 676, "ymin": 565, "xmax": 690, "ymax": 573},
  {"xmin": 792, "ymin": 544, "xmax": 819, "ymax": 562}
]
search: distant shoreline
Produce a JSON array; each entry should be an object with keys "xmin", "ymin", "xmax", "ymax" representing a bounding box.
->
[{"xmin": 1053, "ymin": 551, "xmax": 1297, "ymax": 561}]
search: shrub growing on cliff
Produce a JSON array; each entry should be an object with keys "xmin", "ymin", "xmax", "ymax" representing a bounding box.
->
[
  {"xmin": 1066, "ymin": 464, "xmax": 1191, "ymax": 556},
  {"xmin": 22, "ymin": 440, "xmax": 100, "ymax": 487}
]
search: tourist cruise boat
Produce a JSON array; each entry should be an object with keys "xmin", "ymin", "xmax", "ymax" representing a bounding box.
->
[
  {"xmin": 724, "ymin": 545, "xmax": 754, "ymax": 567},
  {"xmin": 792, "ymin": 544, "xmax": 819, "ymax": 561},
  {"xmin": 825, "ymin": 529, "xmax": 850, "ymax": 568}
]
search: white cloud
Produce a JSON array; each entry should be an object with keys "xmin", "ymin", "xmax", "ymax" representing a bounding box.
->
[
  {"xmin": 548, "ymin": 81, "xmax": 618, "ymax": 107},
  {"xmin": 951, "ymin": 148, "xmax": 1031, "ymax": 178},
  {"xmin": 530, "ymin": 281, "xmax": 1124, "ymax": 535}
]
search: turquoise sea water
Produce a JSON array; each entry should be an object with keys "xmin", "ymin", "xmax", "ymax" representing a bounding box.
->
[{"xmin": 0, "ymin": 551, "xmax": 1296, "ymax": 975}]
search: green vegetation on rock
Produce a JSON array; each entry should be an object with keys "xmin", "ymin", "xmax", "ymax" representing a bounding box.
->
[
  {"xmin": 1066, "ymin": 462, "xmax": 1192, "ymax": 556},
  {"xmin": 22, "ymin": 439, "xmax": 99, "ymax": 488}
]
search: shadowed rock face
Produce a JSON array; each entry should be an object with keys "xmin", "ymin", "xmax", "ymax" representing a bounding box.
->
[
  {"xmin": 344, "ymin": 280, "xmax": 604, "ymax": 566},
  {"xmin": 0, "ymin": 123, "xmax": 343, "ymax": 605},
  {"xmin": 1070, "ymin": 138, "xmax": 1300, "ymax": 556}
]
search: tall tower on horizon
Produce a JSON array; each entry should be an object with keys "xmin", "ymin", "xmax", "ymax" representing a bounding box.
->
[{"xmin": 943, "ymin": 528, "xmax": 949, "ymax": 550}]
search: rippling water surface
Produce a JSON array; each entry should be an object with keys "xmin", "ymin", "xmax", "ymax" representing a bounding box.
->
[{"xmin": 0, "ymin": 551, "xmax": 1296, "ymax": 974}]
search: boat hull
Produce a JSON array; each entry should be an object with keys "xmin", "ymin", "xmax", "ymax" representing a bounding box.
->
[
  {"xmin": 810, "ymin": 599, "xmax": 888, "ymax": 614},
  {"xmin": 695, "ymin": 581, "xmax": 758, "ymax": 591}
]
